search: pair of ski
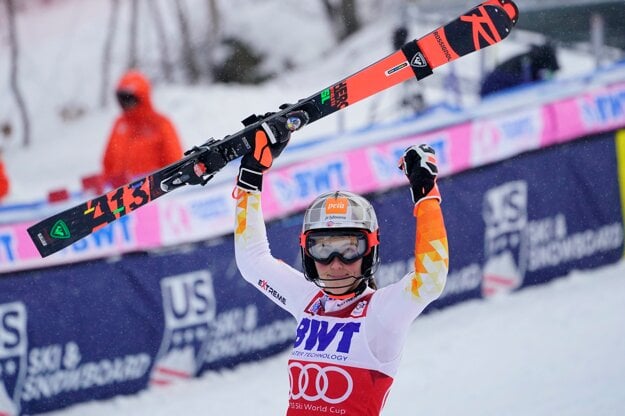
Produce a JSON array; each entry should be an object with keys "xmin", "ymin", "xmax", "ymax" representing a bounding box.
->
[{"xmin": 28, "ymin": 0, "xmax": 519, "ymax": 258}]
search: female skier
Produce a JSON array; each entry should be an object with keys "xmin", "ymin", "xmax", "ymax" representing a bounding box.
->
[{"xmin": 233, "ymin": 114, "xmax": 448, "ymax": 415}]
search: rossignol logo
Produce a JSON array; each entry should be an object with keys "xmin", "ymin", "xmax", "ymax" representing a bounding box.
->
[
  {"xmin": 258, "ymin": 279, "xmax": 286, "ymax": 305},
  {"xmin": 433, "ymin": 30, "xmax": 453, "ymax": 62},
  {"xmin": 410, "ymin": 52, "xmax": 427, "ymax": 68},
  {"xmin": 459, "ymin": 5, "xmax": 502, "ymax": 51}
]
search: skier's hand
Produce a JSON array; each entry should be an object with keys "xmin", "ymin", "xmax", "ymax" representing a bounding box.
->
[
  {"xmin": 398, "ymin": 144, "xmax": 441, "ymax": 205},
  {"xmin": 237, "ymin": 111, "xmax": 306, "ymax": 192}
]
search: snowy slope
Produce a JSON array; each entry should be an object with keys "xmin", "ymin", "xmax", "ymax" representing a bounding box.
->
[{"xmin": 39, "ymin": 259, "xmax": 625, "ymax": 416}]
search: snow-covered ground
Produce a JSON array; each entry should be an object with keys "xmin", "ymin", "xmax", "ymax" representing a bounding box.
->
[{"xmin": 40, "ymin": 258, "xmax": 625, "ymax": 416}]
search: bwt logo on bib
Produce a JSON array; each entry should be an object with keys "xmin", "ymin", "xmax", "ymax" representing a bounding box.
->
[
  {"xmin": 0, "ymin": 302, "xmax": 27, "ymax": 416},
  {"xmin": 294, "ymin": 318, "xmax": 360, "ymax": 353}
]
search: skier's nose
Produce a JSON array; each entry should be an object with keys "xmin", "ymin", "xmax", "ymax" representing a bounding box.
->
[{"xmin": 329, "ymin": 257, "xmax": 344, "ymax": 269}]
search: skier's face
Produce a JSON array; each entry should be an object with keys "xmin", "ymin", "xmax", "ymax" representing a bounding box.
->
[{"xmin": 314, "ymin": 257, "xmax": 363, "ymax": 296}]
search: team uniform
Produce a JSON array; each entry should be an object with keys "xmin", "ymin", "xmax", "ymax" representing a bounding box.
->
[{"xmin": 234, "ymin": 188, "xmax": 448, "ymax": 415}]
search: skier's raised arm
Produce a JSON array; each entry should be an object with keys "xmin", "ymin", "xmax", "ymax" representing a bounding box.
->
[
  {"xmin": 233, "ymin": 113, "xmax": 317, "ymax": 316},
  {"xmin": 368, "ymin": 145, "xmax": 449, "ymax": 350}
]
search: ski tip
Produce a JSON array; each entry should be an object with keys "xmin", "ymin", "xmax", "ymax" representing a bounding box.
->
[
  {"xmin": 482, "ymin": 0, "xmax": 519, "ymax": 26},
  {"xmin": 496, "ymin": 0, "xmax": 519, "ymax": 26}
]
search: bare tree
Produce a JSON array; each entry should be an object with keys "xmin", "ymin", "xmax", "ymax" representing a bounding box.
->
[
  {"xmin": 204, "ymin": 0, "xmax": 220, "ymax": 82},
  {"xmin": 174, "ymin": 0, "xmax": 201, "ymax": 83},
  {"xmin": 100, "ymin": 0, "xmax": 120, "ymax": 108},
  {"xmin": 321, "ymin": 0, "xmax": 361, "ymax": 42},
  {"xmin": 147, "ymin": 0, "xmax": 174, "ymax": 81},
  {"xmin": 127, "ymin": 0, "xmax": 139, "ymax": 69},
  {"xmin": 3, "ymin": 0, "xmax": 31, "ymax": 147}
]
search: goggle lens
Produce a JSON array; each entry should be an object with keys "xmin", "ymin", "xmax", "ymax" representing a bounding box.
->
[{"xmin": 305, "ymin": 231, "xmax": 369, "ymax": 264}]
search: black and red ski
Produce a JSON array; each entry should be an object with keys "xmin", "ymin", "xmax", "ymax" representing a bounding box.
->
[{"xmin": 28, "ymin": 0, "xmax": 518, "ymax": 257}]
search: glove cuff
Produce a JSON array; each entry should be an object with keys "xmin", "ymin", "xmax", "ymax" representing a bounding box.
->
[
  {"xmin": 237, "ymin": 166, "xmax": 263, "ymax": 192},
  {"xmin": 411, "ymin": 184, "xmax": 441, "ymax": 215}
]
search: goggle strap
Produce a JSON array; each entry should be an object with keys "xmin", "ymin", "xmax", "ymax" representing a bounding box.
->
[
  {"xmin": 299, "ymin": 233, "xmax": 307, "ymax": 248},
  {"xmin": 368, "ymin": 230, "xmax": 380, "ymax": 247}
]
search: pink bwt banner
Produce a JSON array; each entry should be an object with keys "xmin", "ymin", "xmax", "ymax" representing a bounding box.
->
[{"xmin": 3, "ymin": 82, "xmax": 625, "ymax": 273}]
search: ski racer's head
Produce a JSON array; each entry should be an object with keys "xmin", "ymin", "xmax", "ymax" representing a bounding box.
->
[
  {"xmin": 115, "ymin": 70, "xmax": 153, "ymax": 114},
  {"xmin": 300, "ymin": 191, "xmax": 380, "ymax": 299}
]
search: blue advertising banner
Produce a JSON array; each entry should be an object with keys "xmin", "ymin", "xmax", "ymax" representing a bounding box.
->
[
  {"xmin": 0, "ymin": 133, "xmax": 622, "ymax": 414},
  {"xmin": 0, "ymin": 239, "xmax": 296, "ymax": 415},
  {"xmin": 374, "ymin": 132, "xmax": 624, "ymax": 307}
]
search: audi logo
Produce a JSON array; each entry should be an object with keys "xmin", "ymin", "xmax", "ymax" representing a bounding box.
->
[{"xmin": 288, "ymin": 362, "xmax": 353, "ymax": 404}]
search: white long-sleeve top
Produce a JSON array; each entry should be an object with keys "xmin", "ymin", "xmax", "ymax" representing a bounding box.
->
[{"xmin": 234, "ymin": 190, "xmax": 448, "ymax": 416}]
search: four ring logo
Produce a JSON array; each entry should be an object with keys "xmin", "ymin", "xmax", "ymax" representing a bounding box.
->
[{"xmin": 288, "ymin": 362, "xmax": 353, "ymax": 404}]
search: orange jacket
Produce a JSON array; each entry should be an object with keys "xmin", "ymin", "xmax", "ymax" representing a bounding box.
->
[
  {"xmin": 0, "ymin": 160, "xmax": 8, "ymax": 200},
  {"xmin": 102, "ymin": 71, "xmax": 183, "ymax": 186}
]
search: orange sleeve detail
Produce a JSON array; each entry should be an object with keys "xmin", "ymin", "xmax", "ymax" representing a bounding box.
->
[{"xmin": 414, "ymin": 199, "xmax": 449, "ymax": 274}]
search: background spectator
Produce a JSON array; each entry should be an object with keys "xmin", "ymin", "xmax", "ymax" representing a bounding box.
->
[
  {"xmin": 102, "ymin": 70, "xmax": 183, "ymax": 187},
  {"xmin": 480, "ymin": 42, "xmax": 560, "ymax": 97}
]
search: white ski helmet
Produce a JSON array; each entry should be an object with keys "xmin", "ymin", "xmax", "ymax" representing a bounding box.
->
[{"xmin": 299, "ymin": 191, "xmax": 380, "ymax": 288}]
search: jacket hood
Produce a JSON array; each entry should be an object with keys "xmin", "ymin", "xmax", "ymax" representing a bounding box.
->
[{"xmin": 116, "ymin": 70, "xmax": 153, "ymax": 113}]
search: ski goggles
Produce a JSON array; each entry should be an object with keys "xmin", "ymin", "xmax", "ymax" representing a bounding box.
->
[{"xmin": 301, "ymin": 230, "xmax": 378, "ymax": 265}]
